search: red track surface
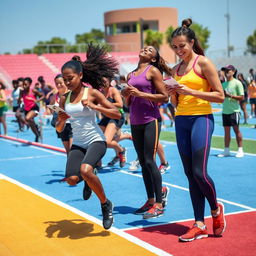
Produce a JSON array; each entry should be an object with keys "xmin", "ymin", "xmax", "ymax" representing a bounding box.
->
[{"xmin": 126, "ymin": 211, "xmax": 256, "ymax": 256}]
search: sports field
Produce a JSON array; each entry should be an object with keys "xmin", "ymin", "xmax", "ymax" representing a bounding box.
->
[{"xmin": 0, "ymin": 107, "xmax": 255, "ymax": 256}]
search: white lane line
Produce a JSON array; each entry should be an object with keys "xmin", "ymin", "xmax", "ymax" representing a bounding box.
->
[
  {"xmin": 122, "ymin": 209, "xmax": 256, "ymax": 231},
  {"xmin": 0, "ymin": 174, "xmax": 173, "ymax": 256},
  {"xmin": 0, "ymin": 155, "xmax": 56, "ymax": 162},
  {"xmin": 0, "ymin": 138, "xmax": 65, "ymax": 156},
  {"xmin": 119, "ymin": 170, "xmax": 256, "ymax": 211},
  {"xmin": 160, "ymin": 140, "xmax": 256, "ymax": 156}
]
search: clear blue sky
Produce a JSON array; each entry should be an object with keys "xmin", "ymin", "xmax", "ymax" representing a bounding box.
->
[{"xmin": 0, "ymin": 0, "xmax": 255, "ymax": 55}]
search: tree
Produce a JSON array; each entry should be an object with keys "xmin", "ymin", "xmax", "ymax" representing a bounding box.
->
[
  {"xmin": 75, "ymin": 29, "xmax": 104, "ymax": 43},
  {"xmin": 75, "ymin": 29, "xmax": 106, "ymax": 52},
  {"xmin": 165, "ymin": 26, "xmax": 175, "ymax": 47},
  {"xmin": 247, "ymin": 30, "xmax": 256, "ymax": 55},
  {"xmin": 165, "ymin": 23, "xmax": 211, "ymax": 51},
  {"xmin": 190, "ymin": 23, "xmax": 210, "ymax": 50},
  {"xmin": 144, "ymin": 30, "xmax": 164, "ymax": 50}
]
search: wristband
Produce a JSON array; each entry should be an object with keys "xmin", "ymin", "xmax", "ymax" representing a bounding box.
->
[{"xmin": 119, "ymin": 108, "xmax": 124, "ymax": 114}]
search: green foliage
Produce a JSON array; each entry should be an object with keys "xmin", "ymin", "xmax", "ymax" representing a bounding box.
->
[
  {"xmin": 144, "ymin": 30, "xmax": 164, "ymax": 50},
  {"xmin": 160, "ymin": 131, "xmax": 256, "ymax": 154},
  {"xmin": 246, "ymin": 30, "xmax": 256, "ymax": 54},
  {"xmin": 165, "ymin": 26, "xmax": 175, "ymax": 47},
  {"xmin": 21, "ymin": 28, "xmax": 106, "ymax": 54},
  {"xmin": 75, "ymin": 29, "xmax": 105, "ymax": 44},
  {"xmin": 190, "ymin": 23, "xmax": 210, "ymax": 50}
]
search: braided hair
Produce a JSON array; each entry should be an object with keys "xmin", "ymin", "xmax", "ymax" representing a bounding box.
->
[{"xmin": 61, "ymin": 43, "xmax": 119, "ymax": 90}]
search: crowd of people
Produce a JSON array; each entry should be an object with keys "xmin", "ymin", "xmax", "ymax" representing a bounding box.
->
[{"xmin": 1, "ymin": 18, "xmax": 255, "ymax": 241}]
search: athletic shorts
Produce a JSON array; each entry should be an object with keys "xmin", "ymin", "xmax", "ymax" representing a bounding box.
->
[
  {"xmin": 65, "ymin": 141, "xmax": 107, "ymax": 179},
  {"xmin": 56, "ymin": 123, "xmax": 73, "ymax": 142},
  {"xmin": 24, "ymin": 105, "xmax": 40, "ymax": 115},
  {"xmin": 98, "ymin": 115, "xmax": 125, "ymax": 129},
  {"xmin": 222, "ymin": 112, "xmax": 240, "ymax": 126},
  {"xmin": 249, "ymin": 98, "xmax": 256, "ymax": 104},
  {"xmin": 13, "ymin": 106, "xmax": 20, "ymax": 112},
  {"xmin": 0, "ymin": 105, "xmax": 8, "ymax": 116}
]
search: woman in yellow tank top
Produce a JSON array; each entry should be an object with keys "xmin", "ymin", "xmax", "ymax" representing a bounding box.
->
[{"xmin": 167, "ymin": 18, "xmax": 226, "ymax": 242}]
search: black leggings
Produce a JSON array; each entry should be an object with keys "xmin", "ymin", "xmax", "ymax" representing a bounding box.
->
[
  {"xmin": 131, "ymin": 119, "xmax": 162, "ymax": 203},
  {"xmin": 65, "ymin": 141, "xmax": 107, "ymax": 181},
  {"xmin": 175, "ymin": 115, "xmax": 218, "ymax": 222}
]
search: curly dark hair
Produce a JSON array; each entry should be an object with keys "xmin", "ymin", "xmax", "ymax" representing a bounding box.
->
[{"xmin": 61, "ymin": 43, "xmax": 119, "ymax": 90}]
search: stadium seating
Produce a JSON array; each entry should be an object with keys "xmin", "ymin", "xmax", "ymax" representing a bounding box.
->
[
  {"xmin": 0, "ymin": 54, "xmax": 56, "ymax": 86},
  {"xmin": 0, "ymin": 52, "xmax": 139, "ymax": 90}
]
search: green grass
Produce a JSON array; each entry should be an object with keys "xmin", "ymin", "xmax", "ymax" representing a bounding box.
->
[{"xmin": 160, "ymin": 131, "xmax": 256, "ymax": 154}]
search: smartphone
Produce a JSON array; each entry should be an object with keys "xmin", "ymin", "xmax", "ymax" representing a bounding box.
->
[
  {"xmin": 47, "ymin": 105, "xmax": 67, "ymax": 114},
  {"xmin": 119, "ymin": 83, "xmax": 129, "ymax": 91},
  {"xmin": 163, "ymin": 77, "xmax": 179, "ymax": 89}
]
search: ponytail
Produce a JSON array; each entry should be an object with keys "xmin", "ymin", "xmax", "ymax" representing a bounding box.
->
[
  {"xmin": 61, "ymin": 43, "xmax": 119, "ymax": 90},
  {"xmin": 171, "ymin": 18, "xmax": 205, "ymax": 56}
]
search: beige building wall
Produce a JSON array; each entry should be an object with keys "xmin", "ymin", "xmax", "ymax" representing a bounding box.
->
[{"xmin": 104, "ymin": 7, "xmax": 178, "ymax": 63}]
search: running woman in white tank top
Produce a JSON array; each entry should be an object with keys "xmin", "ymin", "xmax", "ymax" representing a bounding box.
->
[{"xmin": 56, "ymin": 43, "xmax": 120, "ymax": 230}]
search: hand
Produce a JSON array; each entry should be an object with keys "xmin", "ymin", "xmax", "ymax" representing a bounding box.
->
[
  {"xmin": 81, "ymin": 99, "xmax": 97, "ymax": 110},
  {"xmin": 224, "ymin": 90, "xmax": 232, "ymax": 98},
  {"xmin": 58, "ymin": 111, "xmax": 70, "ymax": 121},
  {"xmin": 125, "ymin": 85, "xmax": 141, "ymax": 97},
  {"xmin": 173, "ymin": 84, "xmax": 192, "ymax": 95}
]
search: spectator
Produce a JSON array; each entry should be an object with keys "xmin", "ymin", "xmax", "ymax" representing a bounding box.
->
[
  {"xmin": 248, "ymin": 79, "xmax": 256, "ymax": 118},
  {"xmin": 218, "ymin": 65, "xmax": 245, "ymax": 158},
  {"xmin": 237, "ymin": 73, "xmax": 249, "ymax": 124},
  {"xmin": 0, "ymin": 81, "xmax": 8, "ymax": 135}
]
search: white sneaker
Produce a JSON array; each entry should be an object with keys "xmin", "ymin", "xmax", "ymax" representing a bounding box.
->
[
  {"xmin": 235, "ymin": 151, "xmax": 244, "ymax": 158},
  {"xmin": 129, "ymin": 159, "xmax": 140, "ymax": 171},
  {"xmin": 217, "ymin": 152, "xmax": 230, "ymax": 157}
]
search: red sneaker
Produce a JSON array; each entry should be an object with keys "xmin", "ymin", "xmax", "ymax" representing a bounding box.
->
[
  {"xmin": 179, "ymin": 224, "xmax": 208, "ymax": 242},
  {"xmin": 118, "ymin": 148, "xmax": 126, "ymax": 168},
  {"xmin": 143, "ymin": 204, "xmax": 164, "ymax": 219},
  {"xmin": 134, "ymin": 201, "xmax": 153, "ymax": 215},
  {"xmin": 212, "ymin": 202, "xmax": 226, "ymax": 236}
]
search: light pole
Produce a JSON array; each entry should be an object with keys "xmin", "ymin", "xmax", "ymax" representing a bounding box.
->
[
  {"xmin": 139, "ymin": 18, "xmax": 144, "ymax": 48},
  {"xmin": 224, "ymin": 0, "xmax": 230, "ymax": 57}
]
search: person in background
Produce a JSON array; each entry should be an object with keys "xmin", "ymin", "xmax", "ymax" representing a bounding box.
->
[
  {"xmin": 237, "ymin": 73, "xmax": 249, "ymax": 124},
  {"xmin": 52, "ymin": 74, "xmax": 73, "ymax": 154},
  {"xmin": 218, "ymin": 70, "xmax": 226, "ymax": 83},
  {"xmin": 0, "ymin": 81, "xmax": 8, "ymax": 135},
  {"xmin": 248, "ymin": 79, "xmax": 256, "ymax": 118},
  {"xmin": 218, "ymin": 65, "xmax": 245, "ymax": 158},
  {"xmin": 38, "ymin": 75, "xmax": 56, "ymax": 123},
  {"xmin": 168, "ymin": 18, "xmax": 225, "ymax": 242},
  {"xmin": 18, "ymin": 77, "xmax": 44, "ymax": 142},
  {"xmin": 98, "ymin": 76, "xmax": 127, "ymax": 168},
  {"xmin": 248, "ymin": 68, "xmax": 256, "ymax": 83},
  {"xmin": 122, "ymin": 45, "xmax": 170, "ymax": 219},
  {"xmin": 56, "ymin": 44, "xmax": 121, "ymax": 230},
  {"xmin": 11, "ymin": 79, "xmax": 25, "ymax": 131}
]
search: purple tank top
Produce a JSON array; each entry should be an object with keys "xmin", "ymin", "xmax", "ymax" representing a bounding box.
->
[{"xmin": 128, "ymin": 65, "xmax": 160, "ymax": 125}]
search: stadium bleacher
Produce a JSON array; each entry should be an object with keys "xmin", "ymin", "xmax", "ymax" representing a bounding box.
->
[{"xmin": 0, "ymin": 52, "xmax": 139, "ymax": 90}]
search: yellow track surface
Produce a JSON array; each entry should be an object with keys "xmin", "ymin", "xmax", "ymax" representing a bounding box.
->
[{"xmin": 0, "ymin": 180, "xmax": 157, "ymax": 256}]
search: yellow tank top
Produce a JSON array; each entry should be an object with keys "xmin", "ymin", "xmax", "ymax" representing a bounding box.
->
[{"xmin": 174, "ymin": 56, "xmax": 212, "ymax": 116}]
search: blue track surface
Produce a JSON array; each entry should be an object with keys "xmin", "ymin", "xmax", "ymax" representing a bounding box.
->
[{"xmin": 1, "ymin": 110, "xmax": 255, "ymax": 230}]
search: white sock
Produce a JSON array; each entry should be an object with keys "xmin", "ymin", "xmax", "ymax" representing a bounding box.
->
[
  {"xmin": 224, "ymin": 147, "xmax": 230, "ymax": 153},
  {"xmin": 238, "ymin": 147, "xmax": 243, "ymax": 152}
]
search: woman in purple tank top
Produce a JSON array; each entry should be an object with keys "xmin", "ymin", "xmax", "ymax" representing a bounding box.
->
[{"xmin": 122, "ymin": 46, "xmax": 171, "ymax": 219}]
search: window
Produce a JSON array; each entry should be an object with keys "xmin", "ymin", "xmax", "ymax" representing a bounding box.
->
[
  {"xmin": 116, "ymin": 22, "xmax": 137, "ymax": 34},
  {"xmin": 106, "ymin": 25, "xmax": 114, "ymax": 36}
]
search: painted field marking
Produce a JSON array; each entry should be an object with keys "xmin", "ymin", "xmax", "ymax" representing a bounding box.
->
[{"xmin": 0, "ymin": 174, "xmax": 173, "ymax": 256}]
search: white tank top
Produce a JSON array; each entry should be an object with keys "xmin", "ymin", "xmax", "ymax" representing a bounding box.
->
[{"xmin": 65, "ymin": 87, "xmax": 105, "ymax": 148}]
